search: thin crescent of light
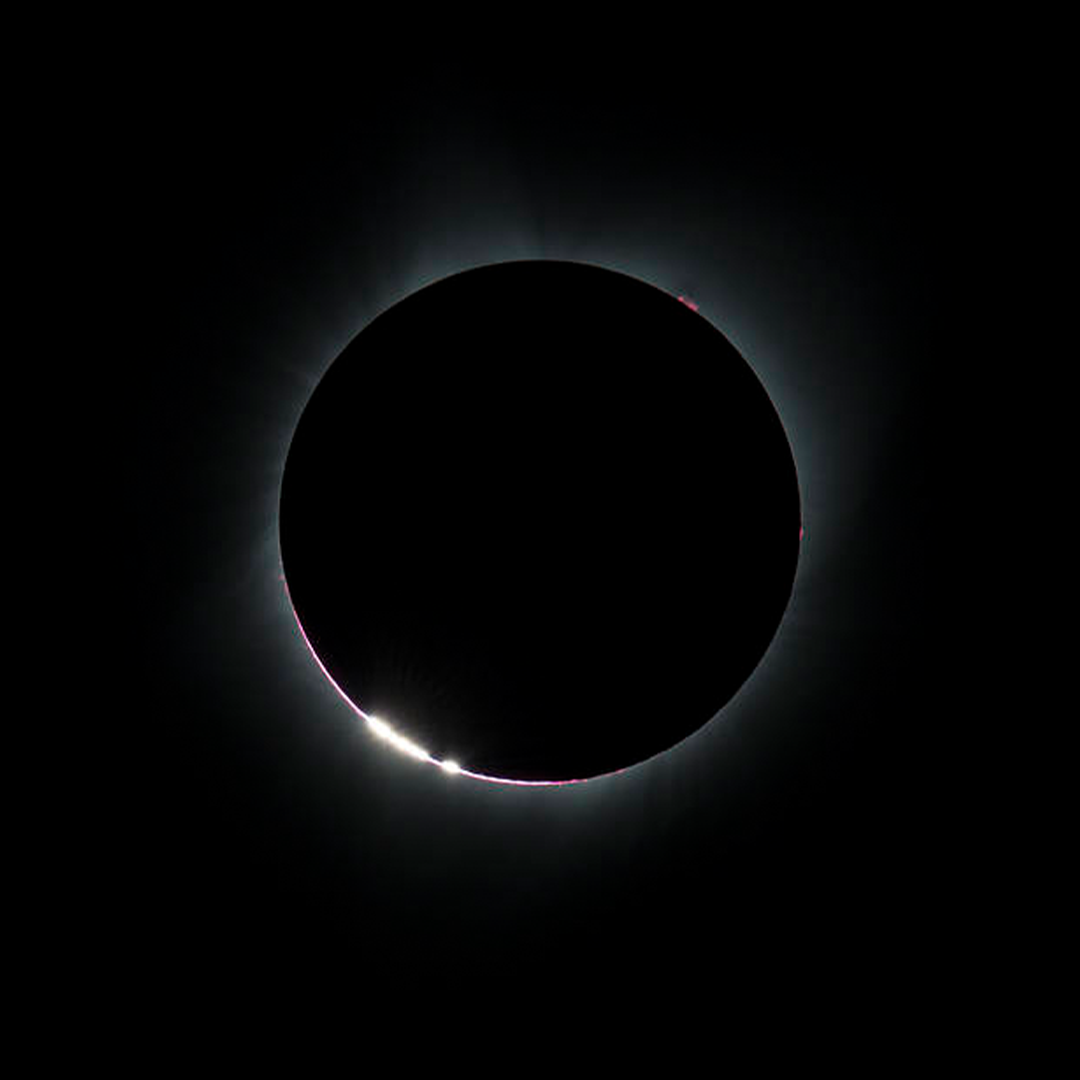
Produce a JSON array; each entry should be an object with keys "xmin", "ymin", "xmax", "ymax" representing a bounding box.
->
[{"xmin": 282, "ymin": 573, "xmax": 616, "ymax": 786}]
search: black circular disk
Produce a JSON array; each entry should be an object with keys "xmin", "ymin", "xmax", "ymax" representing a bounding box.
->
[{"xmin": 279, "ymin": 261, "xmax": 801, "ymax": 783}]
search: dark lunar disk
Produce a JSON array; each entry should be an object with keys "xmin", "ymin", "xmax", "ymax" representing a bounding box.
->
[{"xmin": 279, "ymin": 261, "xmax": 801, "ymax": 782}]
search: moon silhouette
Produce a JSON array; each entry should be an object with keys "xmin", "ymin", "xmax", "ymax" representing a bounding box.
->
[{"xmin": 279, "ymin": 260, "xmax": 801, "ymax": 783}]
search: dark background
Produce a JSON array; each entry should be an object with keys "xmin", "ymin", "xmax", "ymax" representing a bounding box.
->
[{"xmin": 94, "ymin": 61, "xmax": 958, "ymax": 996}]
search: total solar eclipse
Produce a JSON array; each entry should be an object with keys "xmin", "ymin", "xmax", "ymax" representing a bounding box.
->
[{"xmin": 279, "ymin": 260, "xmax": 801, "ymax": 784}]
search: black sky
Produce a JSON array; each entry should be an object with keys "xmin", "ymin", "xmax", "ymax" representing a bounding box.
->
[{"xmin": 105, "ymin": 68, "xmax": 953, "ymax": 992}]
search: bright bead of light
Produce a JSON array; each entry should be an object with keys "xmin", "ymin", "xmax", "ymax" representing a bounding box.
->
[
  {"xmin": 365, "ymin": 714, "xmax": 434, "ymax": 764},
  {"xmin": 366, "ymin": 715, "xmax": 392, "ymax": 739}
]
